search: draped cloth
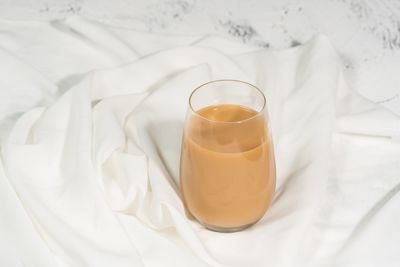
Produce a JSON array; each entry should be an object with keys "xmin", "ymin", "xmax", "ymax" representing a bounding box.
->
[{"xmin": 1, "ymin": 17, "xmax": 399, "ymax": 267}]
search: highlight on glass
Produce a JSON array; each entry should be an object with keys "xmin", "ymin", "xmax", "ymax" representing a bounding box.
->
[{"xmin": 180, "ymin": 80, "xmax": 276, "ymax": 232}]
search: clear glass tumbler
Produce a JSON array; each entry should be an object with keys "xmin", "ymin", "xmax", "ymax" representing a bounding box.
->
[{"xmin": 180, "ymin": 80, "xmax": 276, "ymax": 232}]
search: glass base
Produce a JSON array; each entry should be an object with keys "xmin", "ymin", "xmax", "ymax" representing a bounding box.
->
[
  {"xmin": 183, "ymin": 205, "xmax": 262, "ymax": 233},
  {"xmin": 198, "ymin": 220, "xmax": 258, "ymax": 233}
]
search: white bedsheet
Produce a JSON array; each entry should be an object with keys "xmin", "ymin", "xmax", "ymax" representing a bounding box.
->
[{"xmin": 0, "ymin": 17, "xmax": 399, "ymax": 267}]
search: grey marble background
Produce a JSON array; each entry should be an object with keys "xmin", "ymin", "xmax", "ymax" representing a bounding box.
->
[{"xmin": 1, "ymin": 0, "xmax": 399, "ymax": 114}]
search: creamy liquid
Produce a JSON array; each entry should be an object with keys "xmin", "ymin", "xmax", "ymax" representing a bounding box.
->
[{"xmin": 180, "ymin": 104, "xmax": 275, "ymax": 229}]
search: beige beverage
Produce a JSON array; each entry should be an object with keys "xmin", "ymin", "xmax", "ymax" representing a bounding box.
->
[{"xmin": 180, "ymin": 104, "xmax": 276, "ymax": 231}]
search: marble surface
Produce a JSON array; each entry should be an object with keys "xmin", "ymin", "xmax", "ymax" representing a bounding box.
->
[{"xmin": 1, "ymin": 0, "xmax": 400, "ymax": 114}]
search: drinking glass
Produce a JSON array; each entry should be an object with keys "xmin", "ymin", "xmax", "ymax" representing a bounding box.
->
[{"xmin": 180, "ymin": 80, "xmax": 276, "ymax": 232}]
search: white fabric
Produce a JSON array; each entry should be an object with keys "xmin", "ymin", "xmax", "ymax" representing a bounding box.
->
[{"xmin": 0, "ymin": 17, "xmax": 399, "ymax": 267}]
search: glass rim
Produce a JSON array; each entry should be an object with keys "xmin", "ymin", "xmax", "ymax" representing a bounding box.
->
[{"xmin": 188, "ymin": 79, "xmax": 267, "ymax": 124}]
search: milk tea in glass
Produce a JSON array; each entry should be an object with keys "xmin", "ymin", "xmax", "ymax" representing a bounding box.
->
[{"xmin": 180, "ymin": 80, "xmax": 276, "ymax": 232}]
